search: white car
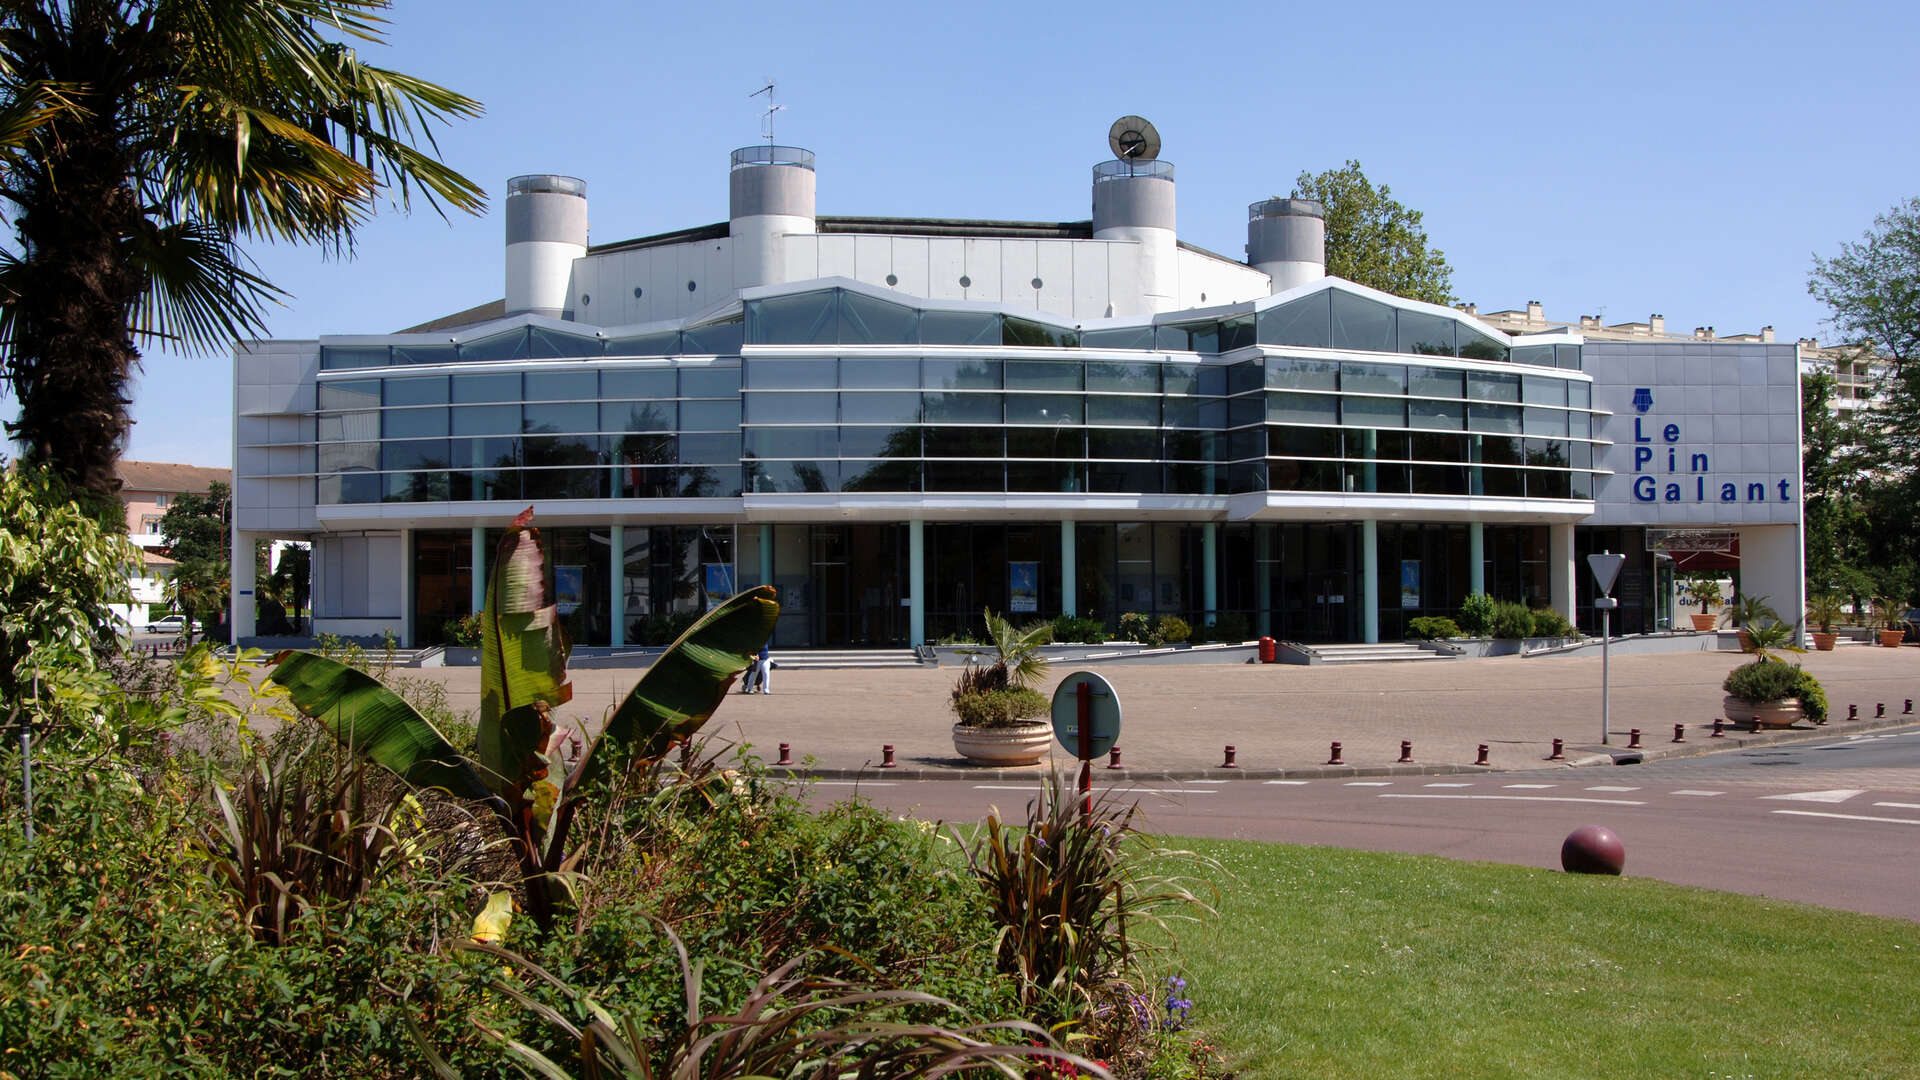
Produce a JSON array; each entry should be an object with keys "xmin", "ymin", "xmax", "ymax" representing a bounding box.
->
[{"xmin": 145, "ymin": 615, "xmax": 188, "ymax": 634}]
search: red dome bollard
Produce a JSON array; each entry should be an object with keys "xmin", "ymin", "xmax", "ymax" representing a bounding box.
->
[
  {"xmin": 1106, "ymin": 747, "xmax": 1124, "ymax": 770},
  {"xmin": 1327, "ymin": 741, "xmax": 1344, "ymax": 765},
  {"xmin": 1848, "ymin": 703, "xmax": 1859, "ymax": 721},
  {"xmin": 1628, "ymin": 728, "xmax": 1642, "ymax": 749},
  {"xmin": 1561, "ymin": 825, "xmax": 1626, "ymax": 875},
  {"xmin": 1711, "ymin": 718, "xmax": 1725, "ymax": 738},
  {"xmin": 1221, "ymin": 745, "xmax": 1239, "ymax": 769},
  {"xmin": 1548, "ymin": 738, "xmax": 1565, "ymax": 760},
  {"xmin": 1398, "ymin": 740, "xmax": 1413, "ymax": 763},
  {"xmin": 776, "ymin": 742, "xmax": 792, "ymax": 766},
  {"xmin": 1476, "ymin": 744, "xmax": 1490, "ymax": 766},
  {"xmin": 879, "ymin": 744, "xmax": 897, "ymax": 768},
  {"xmin": 1258, "ymin": 636, "xmax": 1277, "ymax": 663},
  {"xmin": 1906, "ymin": 698, "xmax": 1913, "ymax": 715},
  {"xmin": 1877, "ymin": 702, "xmax": 1887, "ymax": 718},
  {"xmin": 1672, "ymin": 723, "xmax": 1686, "ymax": 743}
]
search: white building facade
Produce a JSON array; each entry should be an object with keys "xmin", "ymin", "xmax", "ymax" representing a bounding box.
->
[{"xmin": 230, "ymin": 140, "xmax": 1805, "ymax": 648}]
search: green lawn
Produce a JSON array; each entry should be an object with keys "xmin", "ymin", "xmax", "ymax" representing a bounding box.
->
[{"xmin": 1161, "ymin": 838, "xmax": 1920, "ymax": 1080}]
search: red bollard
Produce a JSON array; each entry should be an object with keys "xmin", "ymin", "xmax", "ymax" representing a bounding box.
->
[
  {"xmin": 1221, "ymin": 745, "xmax": 1239, "ymax": 769},
  {"xmin": 1849, "ymin": 703, "xmax": 1859, "ymax": 721},
  {"xmin": 1327, "ymin": 741, "xmax": 1344, "ymax": 765},
  {"xmin": 1628, "ymin": 728, "xmax": 1642, "ymax": 749},
  {"xmin": 1548, "ymin": 738, "xmax": 1565, "ymax": 761},
  {"xmin": 1475, "ymin": 744, "xmax": 1490, "ymax": 766},
  {"xmin": 1106, "ymin": 747, "xmax": 1124, "ymax": 770},
  {"xmin": 1673, "ymin": 723, "xmax": 1686, "ymax": 743},
  {"xmin": 776, "ymin": 742, "xmax": 792, "ymax": 766},
  {"xmin": 1258, "ymin": 636, "xmax": 1277, "ymax": 663},
  {"xmin": 1711, "ymin": 718, "xmax": 1725, "ymax": 738},
  {"xmin": 1905, "ymin": 698, "xmax": 1913, "ymax": 715},
  {"xmin": 879, "ymin": 744, "xmax": 897, "ymax": 768},
  {"xmin": 1877, "ymin": 702, "xmax": 1887, "ymax": 718},
  {"xmin": 1398, "ymin": 740, "xmax": 1413, "ymax": 763}
]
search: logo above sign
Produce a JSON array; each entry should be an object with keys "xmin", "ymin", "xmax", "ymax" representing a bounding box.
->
[{"xmin": 1632, "ymin": 388, "xmax": 1654, "ymax": 413}]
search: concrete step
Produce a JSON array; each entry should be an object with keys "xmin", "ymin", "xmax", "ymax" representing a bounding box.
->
[
  {"xmin": 770, "ymin": 649, "xmax": 926, "ymax": 670},
  {"xmin": 1310, "ymin": 642, "xmax": 1457, "ymax": 664}
]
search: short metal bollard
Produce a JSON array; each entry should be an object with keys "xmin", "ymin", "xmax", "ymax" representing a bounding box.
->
[
  {"xmin": 1673, "ymin": 723, "xmax": 1686, "ymax": 743},
  {"xmin": 1221, "ymin": 745, "xmax": 1239, "ymax": 769},
  {"xmin": 1475, "ymin": 743, "xmax": 1490, "ymax": 766},
  {"xmin": 1906, "ymin": 698, "xmax": 1913, "ymax": 715},
  {"xmin": 1628, "ymin": 728, "xmax": 1642, "ymax": 749},
  {"xmin": 1548, "ymin": 738, "xmax": 1565, "ymax": 760},
  {"xmin": 1849, "ymin": 703, "xmax": 1859, "ymax": 721},
  {"xmin": 879, "ymin": 744, "xmax": 897, "ymax": 768},
  {"xmin": 1107, "ymin": 747, "xmax": 1124, "ymax": 770},
  {"xmin": 1711, "ymin": 718, "xmax": 1725, "ymax": 738},
  {"xmin": 1877, "ymin": 702, "xmax": 1887, "ymax": 718},
  {"xmin": 1398, "ymin": 739, "xmax": 1413, "ymax": 763},
  {"xmin": 1327, "ymin": 741, "xmax": 1344, "ymax": 765},
  {"xmin": 776, "ymin": 742, "xmax": 792, "ymax": 767}
]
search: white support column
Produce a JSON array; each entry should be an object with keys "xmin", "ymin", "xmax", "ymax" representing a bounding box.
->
[
  {"xmin": 908, "ymin": 520, "xmax": 926, "ymax": 646},
  {"xmin": 1738, "ymin": 524, "xmax": 1807, "ymax": 648},
  {"xmin": 1548, "ymin": 522, "xmax": 1576, "ymax": 622},
  {"xmin": 470, "ymin": 525, "xmax": 487, "ymax": 614},
  {"xmin": 1468, "ymin": 521, "xmax": 1485, "ymax": 597},
  {"xmin": 609, "ymin": 524, "xmax": 626, "ymax": 648},
  {"xmin": 398, "ymin": 528, "xmax": 414, "ymax": 648},
  {"xmin": 1202, "ymin": 522, "xmax": 1218, "ymax": 626},
  {"xmin": 1361, "ymin": 519, "xmax": 1379, "ymax": 644},
  {"xmin": 1061, "ymin": 519, "xmax": 1077, "ymax": 618},
  {"xmin": 231, "ymin": 529, "xmax": 258, "ymax": 642}
]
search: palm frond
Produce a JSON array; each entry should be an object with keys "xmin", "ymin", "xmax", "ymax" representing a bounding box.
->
[{"xmin": 124, "ymin": 217, "xmax": 287, "ymax": 353}]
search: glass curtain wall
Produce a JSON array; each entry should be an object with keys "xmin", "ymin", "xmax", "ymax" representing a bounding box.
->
[
  {"xmin": 1575, "ymin": 526, "xmax": 1653, "ymax": 636},
  {"xmin": 1373, "ymin": 523, "xmax": 1470, "ymax": 640},
  {"xmin": 412, "ymin": 531, "xmax": 472, "ymax": 644}
]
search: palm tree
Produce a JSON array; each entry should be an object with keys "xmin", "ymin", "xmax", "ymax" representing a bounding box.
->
[
  {"xmin": 0, "ymin": 1, "xmax": 484, "ymax": 500},
  {"xmin": 981, "ymin": 607, "xmax": 1052, "ymax": 690}
]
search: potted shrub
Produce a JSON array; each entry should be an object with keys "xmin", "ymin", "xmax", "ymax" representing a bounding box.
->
[
  {"xmin": 1722, "ymin": 657, "xmax": 1825, "ymax": 729},
  {"xmin": 950, "ymin": 608, "xmax": 1055, "ymax": 765},
  {"xmin": 1872, "ymin": 597, "xmax": 1908, "ymax": 648},
  {"xmin": 1685, "ymin": 577, "xmax": 1724, "ymax": 632},
  {"xmin": 1806, "ymin": 593, "xmax": 1845, "ymax": 651},
  {"xmin": 1729, "ymin": 593, "xmax": 1779, "ymax": 652}
]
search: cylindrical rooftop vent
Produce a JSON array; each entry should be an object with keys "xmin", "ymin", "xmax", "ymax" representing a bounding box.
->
[
  {"xmin": 730, "ymin": 146, "xmax": 817, "ymax": 290},
  {"xmin": 1247, "ymin": 197, "xmax": 1325, "ymax": 293},
  {"xmin": 1092, "ymin": 159, "xmax": 1176, "ymax": 314},
  {"xmin": 505, "ymin": 174, "xmax": 588, "ymax": 317}
]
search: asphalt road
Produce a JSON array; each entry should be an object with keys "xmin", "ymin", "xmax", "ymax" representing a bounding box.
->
[{"xmin": 803, "ymin": 725, "xmax": 1920, "ymax": 922}]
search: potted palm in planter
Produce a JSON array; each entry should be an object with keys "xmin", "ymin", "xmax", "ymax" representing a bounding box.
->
[
  {"xmin": 1729, "ymin": 593, "xmax": 1779, "ymax": 652},
  {"xmin": 1872, "ymin": 597, "xmax": 1908, "ymax": 648},
  {"xmin": 950, "ymin": 608, "xmax": 1055, "ymax": 766},
  {"xmin": 1806, "ymin": 593, "xmax": 1845, "ymax": 652},
  {"xmin": 1721, "ymin": 652, "xmax": 1826, "ymax": 729},
  {"xmin": 1685, "ymin": 577, "xmax": 1723, "ymax": 632}
]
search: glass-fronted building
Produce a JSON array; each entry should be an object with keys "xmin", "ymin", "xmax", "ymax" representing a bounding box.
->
[{"xmin": 231, "ymin": 142, "xmax": 1805, "ymax": 648}]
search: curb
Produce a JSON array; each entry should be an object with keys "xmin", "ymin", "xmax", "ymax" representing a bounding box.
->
[{"xmin": 767, "ymin": 717, "xmax": 1920, "ymax": 783}]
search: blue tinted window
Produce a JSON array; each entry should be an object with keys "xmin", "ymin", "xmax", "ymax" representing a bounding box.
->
[
  {"xmin": 320, "ymin": 346, "xmax": 390, "ymax": 370},
  {"xmin": 384, "ymin": 376, "xmax": 448, "ymax": 406},
  {"xmin": 605, "ymin": 330, "xmax": 681, "ymax": 356},
  {"xmin": 458, "ymin": 330, "xmax": 530, "ymax": 363},
  {"xmin": 393, "ymin": 344, "xmax": 455, "ymax": 366},
  {"xmin": 523, "ymin": 370, "xmax": 597, "ymax": 401},
  {"xmin": 679, "ymin": 366, "xmax": 740, "ymax": 397},
  {"xmin": 1397, "ymin": 311, "xmax": 1456, "ymax": 356},
  {"xmin": 1081, "ymin": 326, "xmax": 1155, "ymax": 350},
  {"xmin": 1330, "ymin": 292, "xmax": 1396, "ymax": 353},
  {"xmin": 840, "ymin": 291, "xmax": 918, "ymax": 344},
  {"xmin": 919, "ymin": 310, "xmax": 1000, "ymax": 345},
  {"xmin": 1257, "ymin": 291, "xmax": 1331, "ymax": 348},
  {"xmin": 601, "ymin": 401, "xmax": 675, "ymax": 432},
  {"xmin": 682, "ymin": 318, "xmax": 744, "ymax": 355},
  {"xmin": 529, "ymin": 328, "xmax": 602, "ymax": 358},
  {"xmin": 748, "ymin": 291, "xmax": 837, "ymax": 345},
  {"xmin": 602, "ymin": 368, "xmax": 675, "ymax": 399}
]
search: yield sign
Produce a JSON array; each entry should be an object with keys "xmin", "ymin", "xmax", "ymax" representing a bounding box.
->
[{"xmin": 1587, "ymin": 551, "xmax": 1626, "ymax": 597}]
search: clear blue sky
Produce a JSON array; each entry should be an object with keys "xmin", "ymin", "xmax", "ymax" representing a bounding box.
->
[{"xmin": 17, "ymin": 0, "xmax": 1920, "ymax": 467}]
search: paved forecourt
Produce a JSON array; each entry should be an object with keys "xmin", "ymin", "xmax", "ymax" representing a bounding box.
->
[{"xmin": 400, "ymin": 646, "xmax": 1920, "ymax": 779}]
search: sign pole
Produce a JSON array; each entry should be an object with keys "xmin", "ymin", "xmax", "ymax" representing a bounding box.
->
[
  {"xmin": 1586, "ymin": 550, "xmax": 1626, "ymax": 750},
  {"xmin": 1077, "ymin": 679, "xmax": 1092, "ymax": 818},
  {"xmin": 1601, "ymin": 604, "xmax": 1611, "ymax": 746}
]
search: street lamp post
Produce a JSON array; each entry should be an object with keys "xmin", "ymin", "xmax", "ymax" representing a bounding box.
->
[{"xmin": 1587, "ymin": 551, "xmax": 1627, "ymax": 746}]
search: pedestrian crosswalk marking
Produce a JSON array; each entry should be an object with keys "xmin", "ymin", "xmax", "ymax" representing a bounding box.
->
[
  {"xmin": 1384, "ymin": 794, "xmax": 1646, "ymax": 806},
  {"xmin": 1670, "ymin": 790, "xmax": 1724, "ymax": 797},
  {"xmin": 1586, "ymin": 785, "xmax": 1640, "ymax": 792},
  {"xmin": 1425, "ymin": 782, "xmax": 1473, "ymax": 788},
  {"xmin": 1504, "ymin": 783, "xmax": 1556, "ymax": 789},
  {"xmin": 1772, "ymin": 809, "xmax": 1920, "ymax": 826},
  {"xmin": 1345, "ymin": 781, "xmax": 1393, "ymax": 787},
  {"xmin": 1873, "ymin": 801, "xmax": 1920, "ymax": 810},
  {"xmin": 1264, "ymin": 780, "xmax": 1311, "ymax": 785},
  {"xmin": 1760, "ymin": 789, "xmax": 1867, "ymax": 804}
]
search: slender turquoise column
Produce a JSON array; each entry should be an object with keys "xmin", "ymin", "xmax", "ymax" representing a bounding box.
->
[
  {"xmin": 1361, "ymin": 519, "xmax": 1379, "ymax": 644},
  {"xmin": 470, "ymin": 525, "xmax": 486, "ymax": 614},
  {"xmin": 1254, "ymin": 525, "xmax": 1272, "ymax": 638},
  {"xmin": 1202, "ymin": 522, "xmax": 1218, "ymax": 626},
  {"xmin": 1061, "ymin": 519, "xmax": 1077, "ymax": 618},
  {"xmin": 908, "ymin": 520, "xmax": 926, "ymax": 646},
  {"xmin": 758, "ymin": 524, "xmax": 773, "ymax": 589},
  {"xmin": 609, "ymin": 524, "xmax": 625, "ymax": 647},
  {"xmin": 1468, "ymin": 521, "xmax": 1485, "ymax": 597}
]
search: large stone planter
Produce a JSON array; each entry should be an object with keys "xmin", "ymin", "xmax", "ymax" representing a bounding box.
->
[
  {"xmin": 1690, "ymin": 613, "xmax": 1720, "ymax": 632},
  {"xmin": 1811, "ymin": 632, "xmax": 1838, "ymax": 652},
  {"xmin": 1879, "ymin": 630, "xmax": 1907, "ymax": 648},
  {"xmin": 1723, "ymin": 694, "xmax": 1803, "ymax": 729},
  {"xmin": 951, "ymin": 722, "xmax": 1053, "ymax": 766}
]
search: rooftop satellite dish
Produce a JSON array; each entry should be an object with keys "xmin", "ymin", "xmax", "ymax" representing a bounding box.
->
[{"xmin": 1108, "ymin": 115, "xmax": 1161, "ymax": 161}]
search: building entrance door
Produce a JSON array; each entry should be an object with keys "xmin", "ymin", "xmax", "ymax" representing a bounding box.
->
[
  {"xmin": 1311, "ymin": 571, "xmax": 1350, "ymax": 642},
  {"xmin": 808, "ymin": 524, "xmax": 906, "ymax": 647}
]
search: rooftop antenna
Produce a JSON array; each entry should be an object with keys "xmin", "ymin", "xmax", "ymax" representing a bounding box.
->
[{"xmin": 750, "ymin": 80, "xmax": 784, "ymax": 144}]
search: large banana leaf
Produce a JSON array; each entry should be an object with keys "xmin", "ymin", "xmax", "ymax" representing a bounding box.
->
[
  {"xmin": 576, "ymin": 585, "xmax": 779, "ymax": 787},
  {"xmin": 478, "ymin": 509, "xmax": 572, "ymax": 799},
  {"xmin": 269, "ymin": 651, "xmax": 492, "ymax": 800}
]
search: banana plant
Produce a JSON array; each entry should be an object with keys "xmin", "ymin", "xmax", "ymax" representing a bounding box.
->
[{"xmin": 269, "ymin": 508, "xmax": 778, "ymax": 931}]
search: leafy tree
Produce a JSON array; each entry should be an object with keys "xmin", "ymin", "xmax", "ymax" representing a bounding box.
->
[
  {"xmin": 0, "ymin": 1, "xmax": 485, "ymax": 500},
  {"xmin": 1290, "ymin": 159, "xmax": 1454, "ymax": 304},
  {"xmin": 1801, "ymin": 372, "xmax": 1875, "ymax": 598},
  {"xmin": 1808, "ymin": 196, "xmax": 1920, "ymax": 368},
  {"xmin": 271, "ymin": 543, "xmax": 310, "ymax": 630},
  {"xmin": 158, "ymin": 480, "xmax": 229, "ymax": 645}
]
